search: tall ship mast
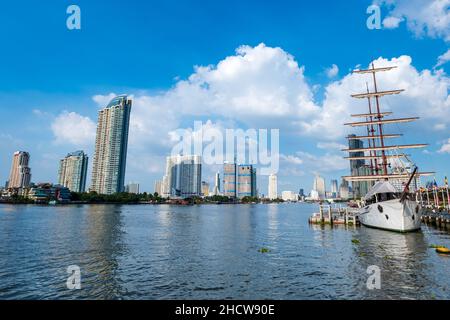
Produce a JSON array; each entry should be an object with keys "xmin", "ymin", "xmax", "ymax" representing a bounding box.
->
[{"xmin": 342, "ymin": 63, "xmax": 434, "ymax": 232}]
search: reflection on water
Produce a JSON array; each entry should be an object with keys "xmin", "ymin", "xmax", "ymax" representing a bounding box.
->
[{"xmin": 0, "ymin": 203, "xmax": 449, "ymax": 300}]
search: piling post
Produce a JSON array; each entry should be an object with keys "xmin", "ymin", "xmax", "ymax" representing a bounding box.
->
[
  {"xmin": 328, "ymin": 206, "xmax": 332, "ymax": 225},
  {"xmin": 320, "ymin": 206, "xmax": 324, "ymax": 224}
]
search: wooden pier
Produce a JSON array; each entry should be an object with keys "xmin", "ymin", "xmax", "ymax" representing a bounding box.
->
[
  {"xmin": 309, "ymin": 205, "xmax": 360, "ymax": 226},
  {"xmin": 421, "ymin": 210, "xmax": 450, "ymax": 230}
]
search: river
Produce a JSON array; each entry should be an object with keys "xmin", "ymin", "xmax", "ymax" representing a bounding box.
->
[{"xmin": 0, "ymin": 203, "xmax": 449, "ymax": 300}]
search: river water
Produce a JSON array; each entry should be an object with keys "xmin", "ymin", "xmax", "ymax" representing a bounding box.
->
[{"xmin": 0, "ymin": 203, "xmax": 449, "ymax": 300}]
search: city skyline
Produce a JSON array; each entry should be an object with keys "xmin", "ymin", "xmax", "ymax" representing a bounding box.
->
[
  {"xmin": 0, "ymin": 1, "xmax": 449, "ymax": 195},
  {"xmin": 2, "ymin": 146, "xmax": 353, "ymax": 200}
]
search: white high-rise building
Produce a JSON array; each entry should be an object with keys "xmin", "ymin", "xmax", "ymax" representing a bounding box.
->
[
  {"xmin": 213, "ymin": 172, "xmax": 221, "ymax": 196},
  {"xmin": 161, "ymin": 175, "xmax": 170, "ymax": 198},
  {"xmin": 91, "ymin": 95, "xmax": 132, "ymax": 195},
  {"xmin": 310, "ymin": 190, "xmax": 320, "ymax": 201},
  {"xmin": 164, "ymin": 155, "xmax": 202, "ymax": 198},
  {"xmin": 313, "ymin": 175, "xmax": 326, "ymax": 199},
  {"xmin": 154, "ymin": 180, "xmax": 162, "ymax": 195},
  {"xmin": 268, "ymin": 174, "xmax": 278, "ymax": 200}
]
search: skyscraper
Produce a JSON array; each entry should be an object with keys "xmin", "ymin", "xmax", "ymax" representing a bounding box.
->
[
  {"xmin": 154, "ymin": 180, "xmax": 163, "ymax": 195},
  {"xmin": 339, "ymin": 178, "xmax": 350, "ymax": 200},
  {"xmin": 201, "ymin": 181, "xmax": 210, "ymax": 196},
  {"xmin": 268, "ymin": 174, "xmax": 278, "ymax": 200},
  {"xmin": 313, "ymin": 175, "xmax": 326, "ymax": 199},
  {"xmin": 237, "ymin": 165, "xmax": 257, "ymax": 198},
  {"xmin": 91, "ymin": 95, "xmax": 132, "ymax": 195},
  {"xmin": 348, "ymin": 134, "xmax": 369, "ymax": 198},
  {"xmin": 8, "ymin": 151, "xmax": 31, "ymax": 189},
  {"xmin": 164, "ymin": 155, "xmax": 202, "ymax": 198},
  {"xmin": 58, "ymin": 151, "xmax": 88, "ymax": 193},
  {"xmin": 223, "ymin": 162, "xmax": 237, "ymax": 198},
  {"xmin": 331, "ymin": 179, "xmax": 339, "ymax": 198},
  {"xmin": 213, "ymin": 172, "xmax": 221, "ymax": 196}
]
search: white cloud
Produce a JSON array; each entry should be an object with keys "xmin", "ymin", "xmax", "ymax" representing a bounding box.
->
[
  {"xmin": 304, "ymin": 55, "xmax": 450, "ymax": 139},
  {"xmin": 383, "ymin": 16, "xmax": 404, "ymax": 29},
  {"xmin": 439, "ymin": 138, "xmax": 450, "ymax": 153},
  {"xmin": 57, "ymin": 44, "xmax": 450, "ymax": 189},
  {"xmin": 295, "ymin": 151, "xmax": 348, "ymax": 172},
  {"xmin": 51, "ymin": 111, "xmax": 96, "ymax": 146},
  {"xmin": 92, "ymin": 93, "xmax": 118, "ymax": 108},
  {"xmin": 95, "ymin": 47, "xmax": 450, "ymax": 147},
  {"xmin": 326, "ymin": 64, "xmax": 339, "ymax": 78},
  {"xmin": 376, "ymin": 0, "xmax": 450, "ymax": 40},
  {"xmin": 436, "ymin": 49, "xmax": 450, "ymax": 68},
  {"xmin": 280, "ymin": 154, "xmax": 304, "ymax": 165},
  {"xmin": 317, "ymin": 142, "xmax": 347, "ymax": 150},
  {"xmin": 434, "ymin": 123, "xmax": 447, "ymax": 131}
]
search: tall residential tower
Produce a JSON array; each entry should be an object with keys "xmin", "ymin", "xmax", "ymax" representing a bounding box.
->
[
  {"xmin": 58, "ymin": 151, "xmax": 88, "ymax": 192},
  {"xmin": 164, "ymin": 155, "xmax": 202, "ymax": 198},
  {"xmin": 268, "ymin": 174, "xmax": 278, "ymax": 200},
  {"xmin": 8, "ymin": 151, "xmax": 31, "ymax": 189},
  {"xmin": 91, "ymin": 95, "xmax": 132, "ymax": 195}
]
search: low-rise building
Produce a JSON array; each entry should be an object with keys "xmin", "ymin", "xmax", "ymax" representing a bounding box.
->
[
  {"xmin": 282, "ymin": 191, "xmax": 298, "ymax": 202},
  {"xmin": 27, "ymin": 184, "xmax": 71, "ymax": 203}
]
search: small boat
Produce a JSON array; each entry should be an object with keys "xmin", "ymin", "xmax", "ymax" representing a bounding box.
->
[{"xmin": 436, "ymin": 247, "xmax": 450, "ymax": 255}]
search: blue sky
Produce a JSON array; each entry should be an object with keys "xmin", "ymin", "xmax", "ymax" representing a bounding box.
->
[{"xmin": 0, "ymin": 0, "xmax": 449, "ymax": 194}]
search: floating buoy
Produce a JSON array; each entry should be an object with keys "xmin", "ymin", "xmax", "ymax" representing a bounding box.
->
[
  {"xmin": 436, "ymin": 247, "xmax": 450, "ymax": 255},
  {"xmin": 429, "ymin": 244, "xmax": 446, "ymax": 249}
]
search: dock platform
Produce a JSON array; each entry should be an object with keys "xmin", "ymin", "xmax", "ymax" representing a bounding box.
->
[{"xmin": 309, "ymin": 205, "xmax": 360, "ymax": 226}]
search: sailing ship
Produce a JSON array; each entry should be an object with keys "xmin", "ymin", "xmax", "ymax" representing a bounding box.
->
[{"xmin": 342, "ymin": 63, "xmax": 434, "ymax": 232}]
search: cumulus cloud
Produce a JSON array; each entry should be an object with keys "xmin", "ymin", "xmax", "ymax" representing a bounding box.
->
[
  {"xmin": 295, "ymin": 151, "xmax": 348, "ymax": 172},
  {"xmin": 326, "ymin": 64, "xmax": 339, "ymax": 78},
  {"xmin": 439, "ymin": 138, "xmax": 450, "ymax": 153},
  {"xmin": 383, "ymin": 16, "xmax": 404, "ymax": 29},
  {"xmin": 436, "ymin": 49, "xmax": 450, "ymax": 68},
  {"xmin": 376, "ymin": 0, "xmax": 450, "ymax": 40},
  {"xmin": 317, "ymin": 142, "xmax": 347, "ymax": 150},
  {"xmin": 51, "ymin": 111, "xmax": 96, "ymax": 146},
  {"xmin": 304, "ymin": 55, "xmax": 450, "ymax": 139},
  {"xmin": 56, "ymin": 44, "xmax": 450, "ymax": 189},
  {"xmin": 434, "ymin": 123, "xmax": 447, "ymax": 131},
  {"xmin": 95, "ymin": 46, "xmax": 450, "ymax": 147}
]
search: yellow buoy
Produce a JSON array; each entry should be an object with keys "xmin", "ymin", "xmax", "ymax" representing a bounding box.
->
[{"xmin": 436, "ymin": 247, "xmax": 450, "ymax": 255}]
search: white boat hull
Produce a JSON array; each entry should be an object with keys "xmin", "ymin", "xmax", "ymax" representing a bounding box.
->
[{"xmin": 359, "ymin": 199, "xmax": 422, "ymax": 232}]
